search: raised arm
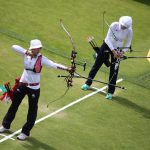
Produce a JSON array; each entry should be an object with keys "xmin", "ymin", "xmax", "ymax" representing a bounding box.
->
[{"xmin": 12, "ymin": 45, "xmax": 27, "ymax": 56}]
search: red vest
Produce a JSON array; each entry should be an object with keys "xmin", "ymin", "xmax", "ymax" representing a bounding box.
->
[{"xmin": 33, "ymin": 55, "xmax": 42, "ymax": 73}]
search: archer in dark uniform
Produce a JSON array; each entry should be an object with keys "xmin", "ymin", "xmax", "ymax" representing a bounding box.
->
[{"xmin": 82, "ymin": 16, "xmax": 133, "ymax": 100}]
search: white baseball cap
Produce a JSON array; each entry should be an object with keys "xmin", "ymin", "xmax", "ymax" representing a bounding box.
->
[
  {"xmin": 29, "ymin": 39, "xmax": 42, "ymax": 50},
  {"xmin": 119, "ymin": 16, "xmax": 132, "ymax": 28}
]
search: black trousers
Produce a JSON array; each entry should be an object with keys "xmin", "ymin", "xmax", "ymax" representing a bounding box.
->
[
  {"xmin": 86, "ymin": 42, "xmax": 119, "ymax": 94},
  {"xmin": 2, "ymin": 84, "xmax": 40, "ymax": 136}
]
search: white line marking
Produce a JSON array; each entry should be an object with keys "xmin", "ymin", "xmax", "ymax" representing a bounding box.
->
[
  {"xmin": 0, "ymin": 134, "xmax": 15, "ymax": 140},
  {"xmin": 91, "ymin": 87, "xmax": 107, "ymax": 94},
  {"xmin": 0, "ymin": 78, "xmax": 123, "ymax": 143}
]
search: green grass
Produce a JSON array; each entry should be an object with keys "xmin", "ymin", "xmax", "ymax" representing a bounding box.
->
[{"xmin": 0, "ymin": 0, "xmax": 150, "ymax": 150}]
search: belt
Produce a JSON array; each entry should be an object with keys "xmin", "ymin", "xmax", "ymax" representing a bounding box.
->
[{"xmin": 19, "ymin": 82, "xmax": 40, "ymax": 86}]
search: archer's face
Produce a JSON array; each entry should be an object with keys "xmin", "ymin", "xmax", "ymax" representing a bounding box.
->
[
  {"xmin": 31, "ymin": 48, "xmax": 42, "ymax": 56},
  {"xmin": 121, "ymin": 25, "xmax": 128, "ymax": 30}
]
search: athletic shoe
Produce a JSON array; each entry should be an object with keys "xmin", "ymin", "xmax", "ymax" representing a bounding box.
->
[
  {"xmin": 105, "ymin": 93, "xmax": 113, "ymax": 100},
  {"xmin": 0, "ymin": 126, "xmax": 9, "ymax": 133},
  {"xmin": 81, "ymin": 84, "xmax": 90, "ymax": 90},
  {"xmin": 17, "ymin": 133, "xmax": 28, "ymax": 141}
]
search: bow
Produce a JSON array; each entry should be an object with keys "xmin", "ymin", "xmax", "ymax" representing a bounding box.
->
[
  {"xmin": 58, "ymin": 19, "xmax": 77, "ymax": 87},
  {"xmin": 47, "ymin": 20, "xmax": 84, "ymax": 107}
]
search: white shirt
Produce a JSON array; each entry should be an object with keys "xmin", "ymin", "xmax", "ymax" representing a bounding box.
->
[
  {"xmin": 12, "ymin": 45, "xmax": 68, "ymax": 89},
  {"xmin": 105, "ymin": 22, "xmax": 133, "ymax": 52}
]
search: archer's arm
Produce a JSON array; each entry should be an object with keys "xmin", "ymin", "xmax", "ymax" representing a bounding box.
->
[
  {"xmin": 42, "ymin": 56, "xmax": 71, "ymax": 71},
  {"xmin": 122, "ymin": 28, "xmax": 133, "ymax": 52},
  {"xmin": 12, "ymin": 45, "xmax": 27, "ymax": 56}
]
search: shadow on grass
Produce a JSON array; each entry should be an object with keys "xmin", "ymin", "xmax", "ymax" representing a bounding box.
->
[
  {"xmin": 90, "ymin": 88, "xmax": 150, "ymax": 118},
  {"xmin": 113, "ymin": 96, "xmax": 150, "ymax": 119},
  {"xmin": 133, "ymin": 0, "xmax": 150, "ymax": 6},
  {"xmin": 22, "ymin": 137, "xmax": 56, "ymax": 150}
]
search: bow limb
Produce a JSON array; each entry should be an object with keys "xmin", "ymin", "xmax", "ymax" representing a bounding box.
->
[
  {"xmin": 60, "ymin": 19, "xmax": 77, "ymax": 87},
  {"xmin": 60, "ymin": 19, "xmax": 76, "ymax": 51}
]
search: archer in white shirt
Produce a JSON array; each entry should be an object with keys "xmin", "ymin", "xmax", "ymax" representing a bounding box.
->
[
  {"xmin": 82, "ymin": 16, "xmax": 133, "ymax": 100},
  {"xmin": 0, "ymin": 39, "xmax": 73, "ymax": 140}
]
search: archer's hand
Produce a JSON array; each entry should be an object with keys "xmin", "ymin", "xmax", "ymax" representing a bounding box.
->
[
  {"xmin": 119, "ymin": 51, "xmax": 125, "ymax": 58},
  {"xmin": 67, "ymin": 67, "xmax": 76, "ymax": 74},
  {"xmin": 112, "ymin": 50, "xmax": 123, "ymax": 59},
  {"xmin": 117, "ymin": 51, "xmax": 125, "ymax": 59},
  {"xmin": 25, "ymin": 50, "xmax": 33, "ymax": 57}
]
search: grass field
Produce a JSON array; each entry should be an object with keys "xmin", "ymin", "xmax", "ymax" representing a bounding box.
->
[{"xmin": 0, "ymin": 0, "xmax": 150, "ymax": 150}]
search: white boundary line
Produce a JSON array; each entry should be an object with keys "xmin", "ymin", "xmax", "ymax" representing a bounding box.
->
[
  {"xmin": 0, "ymin": 134, "xmax": 15, "ymax": 141},
  {"xmin": 0, "ymin": 78, "xmax": 123, "ymax": 143},
  {"xmin": 91, "ymin": 87, "xmax": 107, "ymax": 94}
]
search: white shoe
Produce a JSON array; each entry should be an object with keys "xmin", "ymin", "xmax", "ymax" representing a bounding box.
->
[
  {"xmin": 17, "ymin": 133, "xmax": 28, "ymax": 141},
  {"xmin": 0, "ymin": 126, "xmax": 9, "ymax": 133}
]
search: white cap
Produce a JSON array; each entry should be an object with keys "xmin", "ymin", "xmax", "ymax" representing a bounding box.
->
[
  {"xmin": 29, "ymin": 39, "xmax": 42, "ymax": 50},
  {"xmin": 119, "ymin": 16, "xmax": 132, "ymax": 28}
]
